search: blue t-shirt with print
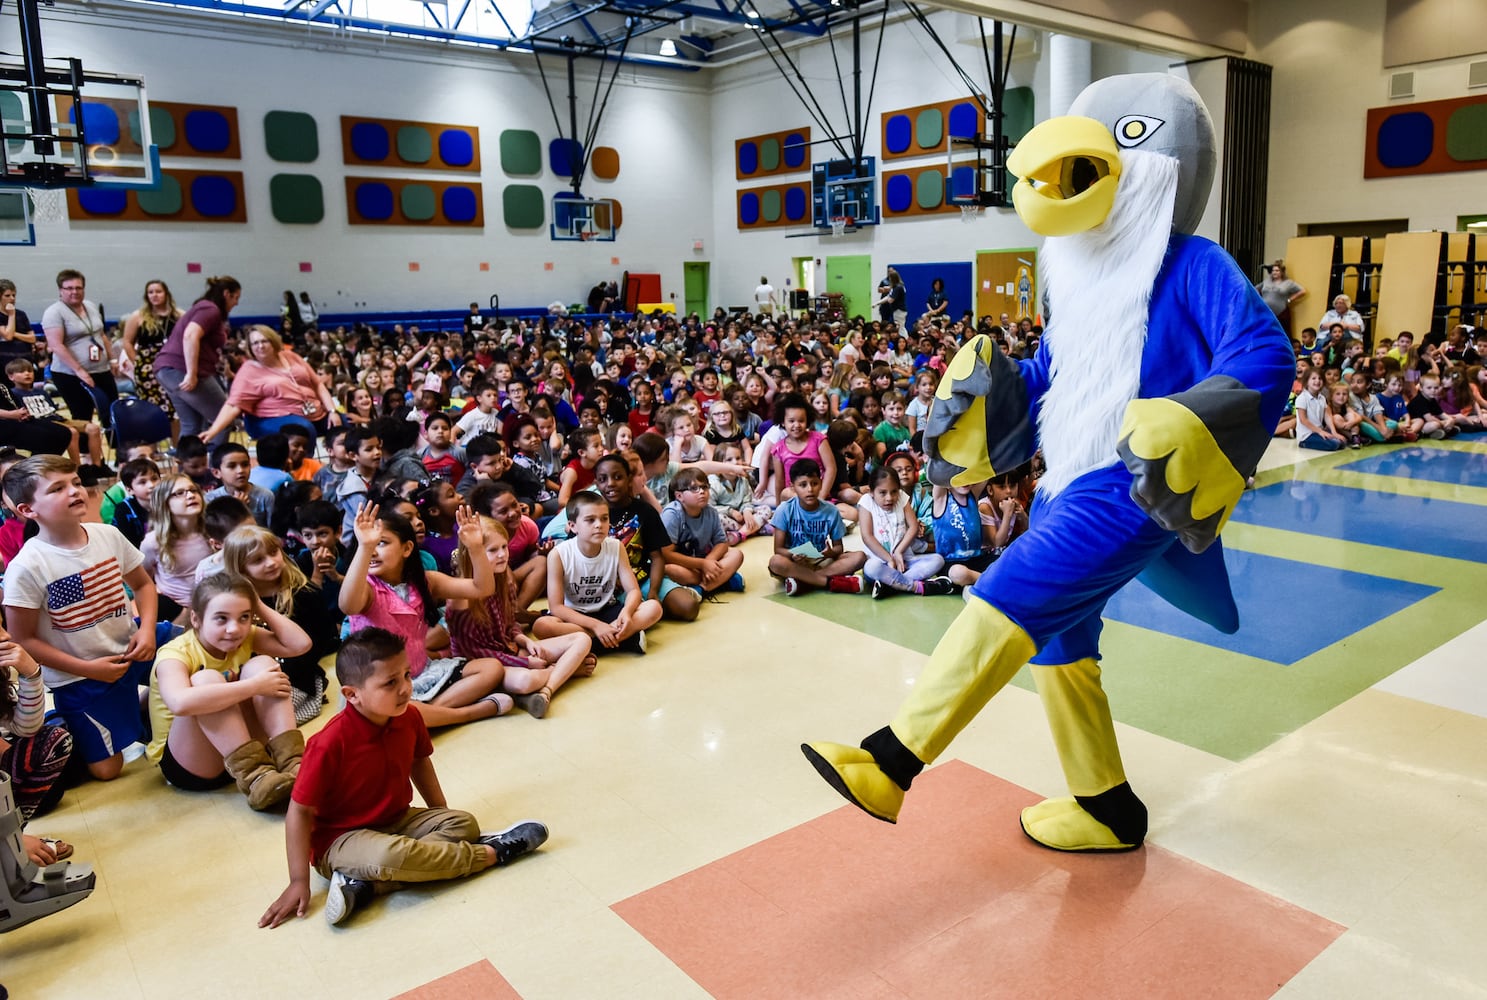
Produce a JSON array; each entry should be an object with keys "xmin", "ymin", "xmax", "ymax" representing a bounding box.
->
[{"xmin": 769, "ymin": 498, "xmax": 844, "ymax": 553}]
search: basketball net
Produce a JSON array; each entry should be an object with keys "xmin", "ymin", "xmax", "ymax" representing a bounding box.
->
[
  {"xmin": 26, "ymin": 187, "xmax": 67, "ymax": 225},
  {"xmin": 830, "ymin": 217, "xmax": 847, "ymax": 238},
  {"xmin": 959, "ymin": 203, "xmax": 979, "ymax": 225}
]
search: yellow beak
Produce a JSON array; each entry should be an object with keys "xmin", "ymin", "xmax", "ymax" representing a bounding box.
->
[{"xmin": 1008, "ymin": 116, "xmax": 1122, "ymax": 236}]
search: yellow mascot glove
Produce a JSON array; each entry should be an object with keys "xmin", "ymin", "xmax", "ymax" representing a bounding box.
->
[
  {"xmin": 1117, "ymin": 375, "xmax": 1266, "ymax": 553},
  {"xmin": 923, "ymin": 334, "xmax": 1035, "ymax": 488}
]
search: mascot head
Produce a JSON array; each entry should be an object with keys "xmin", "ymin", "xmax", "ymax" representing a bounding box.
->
[{"xmin": 1008, "ymin": 73, "xmax": 1215, "ymax": 238}]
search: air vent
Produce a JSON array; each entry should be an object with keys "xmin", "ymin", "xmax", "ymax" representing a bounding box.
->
[
  {"xmin": 1470, "ymin": 61, "xmax": 1487, "ymax": 89},
  {"xmin": 1390, "ymin": 71, "xmax": 1415, "ymax": 99}
]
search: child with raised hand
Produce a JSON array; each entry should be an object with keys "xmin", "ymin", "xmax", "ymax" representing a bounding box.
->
[
  {"xmin": 547, "ymin": 492, "xmax": 662, "ymax": 654},
  {"xmin": 142, "ymin": 474, "xmax": 213, "ymax": 622},
  {"xmin": 766, "ymin": 459, "xmax": 866, "ymax": 596},
  {"xmin": 147, "ymin": 573, "xmax": 310, "ymax": 809},
  {"xmin": 662, "ymin": 467, "xmax": 745, "ymax": 596},
  {"xmin": 259, "ymin": 627, "xmax": 549, "ymax": 930},
  {"xmin": 223, "ymin": 525, "xmax": 338, "ymax": 726},
  {"xmin": 339, "ymin": 502, "xmax": 514, "ymax": 727},
  {"xmin": 3, "ymin": 456, "xmax": 159, "ymax": 781},
  {"xmin": 856, "ymin": 467, "xmax": 951, "ymax": 599},
  {"xmin": 447, "ymin": 516, "xmax": 593, "ymax": 718}
]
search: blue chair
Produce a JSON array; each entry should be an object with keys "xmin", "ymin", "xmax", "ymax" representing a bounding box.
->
[{"xmin": 108, "ymin": 396, "xmax": 172, "ymax": 451}]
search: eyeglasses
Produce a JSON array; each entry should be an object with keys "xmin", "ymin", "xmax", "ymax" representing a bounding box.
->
[
  {"xmin": 60, "ymin": 284, "xmax": 84, "ymax": 292},
  {"xmin": 170, "ymin": 486, "xmax": 203, "ymax": 499}
]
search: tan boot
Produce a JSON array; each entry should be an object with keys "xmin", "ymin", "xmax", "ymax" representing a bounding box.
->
[
  {"xmin": 223, "ymin": 740, "xmax": 295, "ymax": 811},
  {"xmin": 266, "ymin": 730, "xmax": 305, "ymax": 781}
]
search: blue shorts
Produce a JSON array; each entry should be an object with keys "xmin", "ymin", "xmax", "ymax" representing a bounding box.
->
[
  {"xmin": 49, "ymin": 660, "xmax": 154, "ymax": 764},
  {"xmin": 640, "ymin": 575, "xmax": 684, "ymax": 602}
]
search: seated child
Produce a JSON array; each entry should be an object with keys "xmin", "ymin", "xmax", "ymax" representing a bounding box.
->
[
  {"xmin": 339, "ymin": 502, "xmax": 514, "ymax": 727},
  {"xmin": 4, "ymin": 358, "xmax": 109, "ymax": 473},
  {"xmin": 285, "ymin": 424, "xmax": 322, "ymax": 484},
  {"xmin": 176, "ymin": 435, "xmax": 218, "ymax": 492},
  {"xmin": 294, "ymin": 499, "xmax": 348, "ymax": 607},
  {"xmin": 1378, "ymin": 373, "xmax": 1416, "ymax": 441},
  {"xmin": 147, "ymin": 573, "xmax": 310, "ymax": 809},
  {"xmin": 1408, "ymin": 374, "xmax": 1459, "ymax": 440},
  {"xmin": 312, "ymin": 426, "xmax": 354, "ymax": 497},
  {"xmin": 194, "ymin": 495, "xmax": 254, "ymax": 584},
  {"xmin": 766, "ymin": 459, "xmax": 867, "ymax": 596},
  {"xmin": 708, "ymin": 441, "xmax": 771, "ymax": 544},
  {"xmin": 259, "ymin": 627, "xmax": 550, "ymax": 929},
  {"xmin": 856, "ymin": 467, "xmax": 950, "ymax": 598},
  {"xmin": 1346, "ymin": 370, "xmax": 1398, "ymax": 444},
  {"xmin": 966, "ymin": 469, "xmax": 1030, "ymax": 586},
  {"xmin": 206, "ymin": 442, "xmax": 274, "ymax": 527},
  {"xmin": 336, "ymin": 426, "xmax": 383, "ymax": 545},
  {"xmin": 143, "ymin": 474, "xmax": 214, "ymax": 622},
  {"xmin": 667, "ymin": 410, "xmax": 710, "ymax": 464},
  {"xmin": 224, "ymin": 525, "xmax": 339, "ymax": 726},
  {"xmin": 467, "ymin": 481, "xmax": 548, "ymax": 611},
  {"xmin": 595, "ymin": 452, "xmax": 699, "ymax": 623},
  {"xmin": 2, "ymin": 456, "xmax": 159, "ymax": 781},
  {"xmin": 454, "ymin": 432, "xmax": 509, "ymax": 500},
  {"xmin": 547, "ymin": 491, "xmax": 662, "ymax": 654},
  {"xmin": 111, "ymin": 457, "xmax": 160, "ymax": 548},
  {"xmin": 419, "ymin": 412, "xmax": 466, "ymax": 485},
  {"xmin": 447, "ymin": 516, "xmax": 593, "ymax": 718},
  {"xmin": 661, "ymin": 467, "xmax": 745, "ymax": 596},
  {"xmin": 930, "ymin": 481, "xmax": 995, "ymax": 587},
  {"xmin": 557, "ymin": 428, "xmax": 605, "ymax": 506},
  {"xmin": 1327, "ymin": 381, "xmax": 1365, "ymax": 449},
  {"xmin": 250, "ymin": 433, "xmax": 294, "ymax": 497}
]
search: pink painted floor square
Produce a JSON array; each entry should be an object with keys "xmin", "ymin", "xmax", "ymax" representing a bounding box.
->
[
  {"xmin": 613, "ymin": 760, "xmax": 1344, "ymax": 999},
  {"xmin": 391, "ymin": 960, "xmax": 521, "ymax": 1000}
]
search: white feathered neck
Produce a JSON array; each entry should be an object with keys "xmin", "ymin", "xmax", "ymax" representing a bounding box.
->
[{"xmin": 1035, "ymin": 150, "xmax": 1179, "ymax": 497}]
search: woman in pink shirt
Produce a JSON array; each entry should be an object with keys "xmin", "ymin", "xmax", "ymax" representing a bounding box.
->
[{"xmin": 201, "ymin": 326, "xmax": 341, "ymax": 444}]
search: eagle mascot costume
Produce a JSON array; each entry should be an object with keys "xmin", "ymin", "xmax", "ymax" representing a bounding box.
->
[{"xmin": 803, "ymin": 74, "xmax": 1294, "ymax": 852}]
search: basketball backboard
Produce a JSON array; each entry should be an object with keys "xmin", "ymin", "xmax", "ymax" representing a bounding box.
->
[{"xmin": 551, "ymin": 193, "xmax": 619, "ymax": 242}]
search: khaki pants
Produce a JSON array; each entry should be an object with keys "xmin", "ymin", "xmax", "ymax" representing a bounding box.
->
[{"xmin": 317, "ymin": 808, "xmax": 484, "ymax": 884}]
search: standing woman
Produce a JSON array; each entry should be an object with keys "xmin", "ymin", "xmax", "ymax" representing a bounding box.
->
[
  {"xmin": 1255, "ymin": 261, "xmax": 1305, "ymax": 331},
  {"xmin": 120, "ymin": 279, "xmax": 182, "ymax": 418},
  {"xmin": 156, "ymin": 275, "xmax": 241, "ymax": 447},
  {"xmin": 0, "ymin": 278, "xmax": 37, "ymax": 388},
  {"xmin": 41, "ymin": 269, "xmax": 119, "ymax": 429}
]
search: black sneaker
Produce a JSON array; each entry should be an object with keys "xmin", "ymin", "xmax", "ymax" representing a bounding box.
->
[
  {"xmin": 618, "ymin": 630, "xmax": 647, "ymax": 654},
  {"xmin": 324, "ymin": 871, "xmax": 375, "ymax": 926},
  {"xmin": 870, "ymin": 580, "xmax": 887, "ymax": 600},
  {"xmin": 479, "ymin": 820, "xmax": 550, "ymax": 865},
  {"xmin": 921, "ymin": 576, "xmax": 956, "ymax": 596}
]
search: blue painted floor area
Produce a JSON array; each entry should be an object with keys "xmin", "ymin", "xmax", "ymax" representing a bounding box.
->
[
  {"xmin": 1336, "ymin": 446, "xmax": 1487, "ymax": 488},
  {"xmin": 1233, "ymin": 480, "xmax": 1487, "ymax": 563},
  {"xmin": 1104, "ymin": 549, "xmax": 1439, "ymax": 665}
]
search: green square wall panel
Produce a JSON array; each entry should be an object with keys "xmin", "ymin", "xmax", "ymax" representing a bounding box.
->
[
  {"xmin": 500, "ymin": 129, "xmax": 542, "ymax": 174},
  {"xmin": 503, "ymin": 184, "xmax": 544, "ymax": 228},
  {"xmin": 264, "ymin": 111, "xmax": 319, "ymax": 163},
  {"xmin": 270, "ymin": 173, "xmax": 324, "ymax": 223},
  {"xmin": 397, "ymin": 125, "xmax": 433, "ymax": 164},
  {"xmin": 401, "ymin": 183, "xmax": 437, "ymax": 221},
  {"xmin": 137, "ymin": 173, "xmax": 184, "ymax": 216},
  {"xmin": 1445, "ymin": 105, "xmax": 1487, "ymax": 162},
  {"xmin": 128, "ymin": 106, "xmax": 176, "ymax": 150}
]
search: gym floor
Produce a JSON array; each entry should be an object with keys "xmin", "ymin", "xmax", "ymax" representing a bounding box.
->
[{"xmin": 4, "ymin": 437, "xmax": 1486, "ymax": 999}]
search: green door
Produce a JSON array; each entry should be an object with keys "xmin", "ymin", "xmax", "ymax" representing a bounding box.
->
[
  {"xmin": 683, "ymin": 262, "xmax": 709, "ymax": 318},
  {"xmin": 825, "ymin": 254, "xmax": 873, "ymax": 321}
]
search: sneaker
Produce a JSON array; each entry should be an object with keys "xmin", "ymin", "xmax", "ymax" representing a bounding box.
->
[
  {"xmin": 1348, "ymin": 434, "xmax": 1362, "ymax": 449},
  {"xmin": 1428, "ymin": 428, "xmax": 1447, "ymax": 439},
  {"xmin": 478, "ymin": 820, "xmax": 549, "ymax": 866},
  {"xmin": 513, "ymin": 687, "xmax": 551, "ymax": 719},
  {"xmin": 618, "ymin": 629, "xmax": 648, "ymax": 654},
  {"xmin": 1446, "ymin": 426, "xmax": 1461, "ymax": 438},
  {"xmin": 827, "ymin": 574, "xmax": 862, "ymax": 594},
  {"xmin": 724, "ymin": 572, "xmax": 746, "ymax": 593},
  {"xmin": 781, "ymin": 578, "xmax": 801, "ymax": 597},
  {"xmin": 870, "ymin": 580, "xmax": 887, "ymax": 600},
  {"xmin": 1403, "ymin": 430, "xmax": 1420, "ymax": 442},
  {"xmin": 93, "ymin": 461, "xmax": 117, "ymax": 477},
  {"xmin": 921, "ymin": 576, "xmax": 956, "ymax": 597},
  {"xmin": 324, "ymin": 871, "xmax": 375, "ymax": 926}
]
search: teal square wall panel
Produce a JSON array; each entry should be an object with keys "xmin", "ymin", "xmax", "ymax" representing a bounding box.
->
[
  {"xmin": 500, "ymin": 129, "xmax": 542, "ymax": 174},
  {"xmin": 401, "ymin": 183, "xmax": 437, "ymax": 221},
  {"xmin": 269, "ymin": 173, "xmax": 324, "ymax": 223},
  {"xmin": 264, "ymin": 111, "xmax": 319, "ymax": 163},
  {"xmin": 503, "ymin": 184, "xmax": 544, "ymax": 228},
  {"xmin": 397, "ymin": 125, "xmax": 433, "ymax": 164},
  {"xmin": 137, "ymin": 173, "xmax": 184, "ymax": 216},
  {"xmin": 129, "ymin": 107, "xmax": 177, "ymax": 151}
]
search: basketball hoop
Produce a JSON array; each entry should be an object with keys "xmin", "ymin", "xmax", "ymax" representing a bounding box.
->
[
  {"xmin": 958, "ymin": 203, "xmax": 979, "ymax": 225},
  {"xmin": 830, "ymin": 216, "xmax": 847, "ymax": 238},
  {"xmin": 26, "ymin": 187, "xmax": 67, "ymax": 226}
]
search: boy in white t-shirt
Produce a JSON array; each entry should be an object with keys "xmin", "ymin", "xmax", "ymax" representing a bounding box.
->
[
  {"xmin": 2, "ymin": 455, "xmax": 160, "ymax": 781},
  {"xmin": 546, "ymin": 492, "xmax": 661, "ymax": 655},
  {"xmin": 454, "ymin": 383, "xmax": 502, "ymax": 441}
]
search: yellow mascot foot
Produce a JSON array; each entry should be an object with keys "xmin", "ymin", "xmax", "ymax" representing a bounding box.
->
[
  {"xmin": 801, "ymin": 742, "xmax": 904, "ymax": 824},
  {"xmin": 1019, "ymin": 797, "xmax": 1143, "ymax": 853}
]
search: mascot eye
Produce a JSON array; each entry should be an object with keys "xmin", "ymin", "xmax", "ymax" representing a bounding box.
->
[{"xmin": 1114, "ymin": 115, "xmax": 1164, "ymax": 148}]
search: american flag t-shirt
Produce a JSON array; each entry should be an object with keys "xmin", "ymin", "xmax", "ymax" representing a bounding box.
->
[{"xmin": 45, "ymin": 558, "xmax": 129, "ymax": 633}]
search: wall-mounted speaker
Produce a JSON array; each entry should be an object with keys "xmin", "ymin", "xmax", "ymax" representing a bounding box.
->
[
  {"xmin": 1469, "ymin": 61, "xmax": 1487, "ymax": 89},
  {"xmin": 1390, "ymin": 71, "xmax": 1414, "ymax": 99}
]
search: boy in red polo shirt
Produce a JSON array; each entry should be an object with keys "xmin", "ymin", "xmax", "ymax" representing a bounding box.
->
[{"xmin": 259, "ymin": 627, "xmax": 548, "ymax": 928}]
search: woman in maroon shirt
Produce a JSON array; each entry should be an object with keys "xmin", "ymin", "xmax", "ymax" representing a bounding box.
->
[{"xmin": 156, "ymin": 275, "xmax": 241, "ymax": 446}]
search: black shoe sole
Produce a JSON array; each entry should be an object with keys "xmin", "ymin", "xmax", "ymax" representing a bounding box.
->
[{"xmin": 799, "ymin": 744, "xmax": 896, "ymax": 825}]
